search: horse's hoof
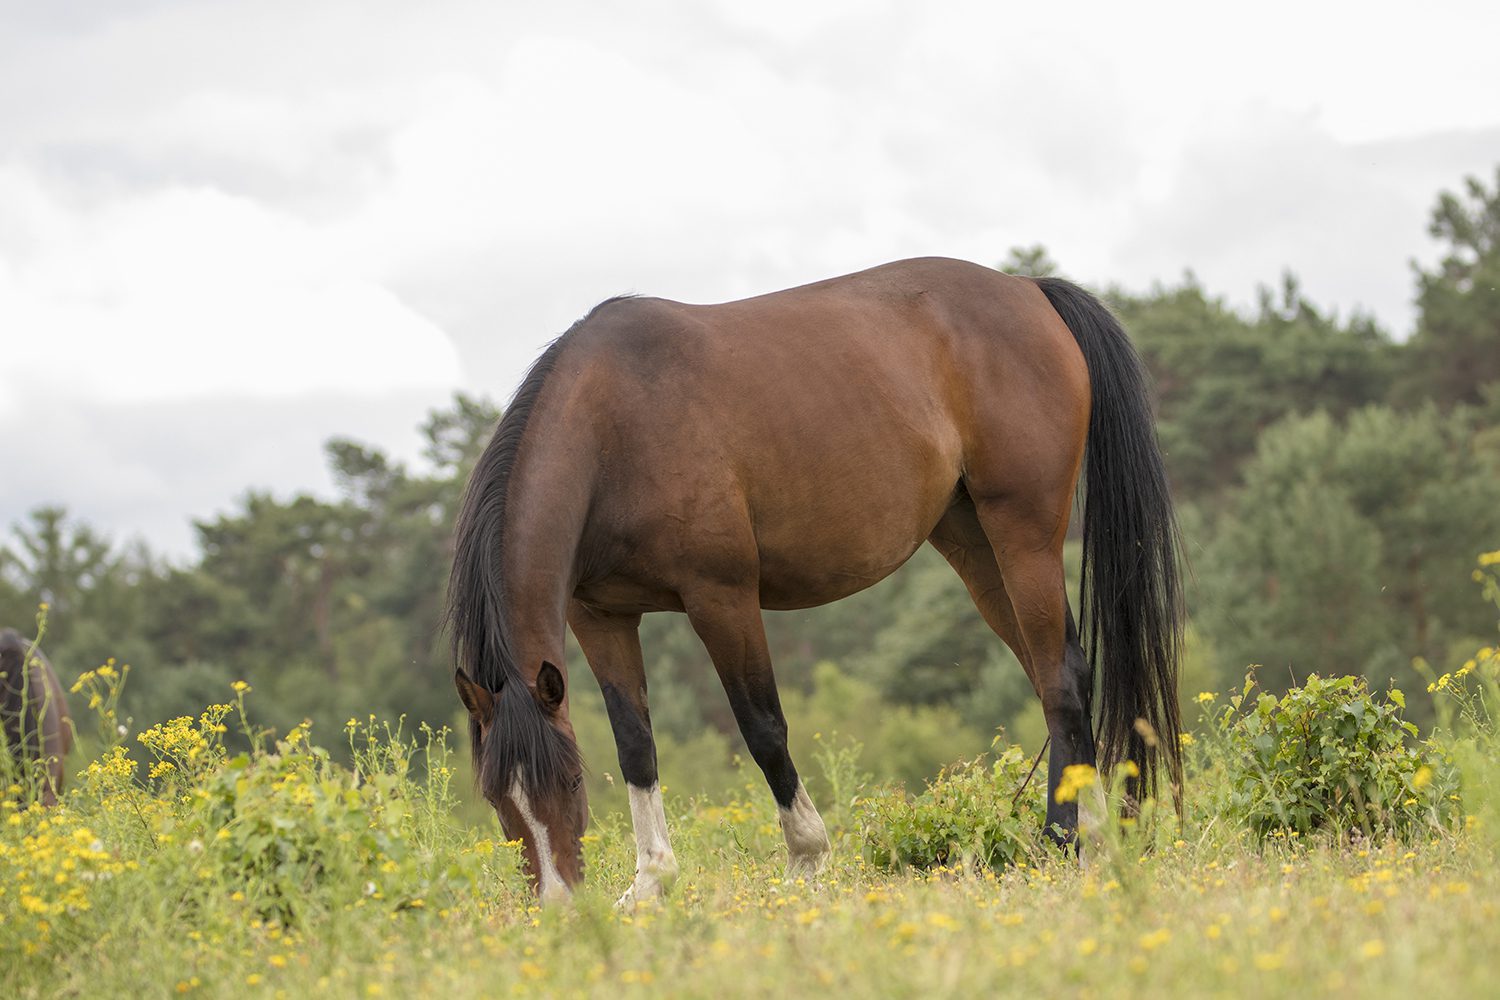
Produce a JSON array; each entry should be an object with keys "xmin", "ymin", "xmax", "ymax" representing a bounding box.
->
[
  {"xmin": 615, "ymin": 883, "xmax": 661, "ymax": 911},
  {"xmin": 785, "ymin": 846, "xmax": 831, "ymax": 880},
  {"xmin": 615, "ymin": 864, "xmax": 676, "ymax": 910}
]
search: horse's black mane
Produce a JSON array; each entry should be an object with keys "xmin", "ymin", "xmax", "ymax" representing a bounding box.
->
[{"xmin": 447, "ymin": 297, "xmax": 636, "ymax": 802}]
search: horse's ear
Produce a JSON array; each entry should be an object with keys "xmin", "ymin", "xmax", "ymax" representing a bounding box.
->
[
  {"xmin": 535, "ymin": 661, "xmax": 565, "ymax": 713},
  {"xmin": 454, "ymin": 669, "xmax": 496, "ymax": 720}
]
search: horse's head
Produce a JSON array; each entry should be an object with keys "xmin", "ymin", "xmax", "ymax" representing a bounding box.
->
[{"xmin": 454, "ymin": 662, "xmax": 587, "ymax": 902}]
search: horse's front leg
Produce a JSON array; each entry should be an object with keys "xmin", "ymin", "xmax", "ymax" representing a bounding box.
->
[
  {"xmin": 568, "ymin": 603, "xmax": 678, "ymax": 907},
  {"xmin": 684, "ymin": 585, "xmax": 831, "ymax": 877}
]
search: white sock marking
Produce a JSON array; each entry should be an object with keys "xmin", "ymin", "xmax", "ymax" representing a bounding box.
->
[
  {"xmin": 779, "ymin": 781, "xmax": 831, "ymax": 874},
  {"xmin": 618, "ymin": 782, "xmax": 678, "ymax": 907}
]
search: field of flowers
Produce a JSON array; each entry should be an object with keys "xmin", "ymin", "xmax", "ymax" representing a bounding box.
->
[{"xmin": 3, "ymin": 557, "xmax": 1499, "ymax": 998}]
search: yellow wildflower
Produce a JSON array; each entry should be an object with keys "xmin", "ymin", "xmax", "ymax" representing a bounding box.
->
[
  {"xmin": 1054, "ymin": 764, "xmax": 1098, "ymax": 803},
  {"xmin": 1138, "ymin": 928, "xmax": 1171, "ymax": 951}
]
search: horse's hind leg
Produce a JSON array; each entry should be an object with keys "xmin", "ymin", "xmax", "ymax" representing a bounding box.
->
[
  {"xmin": 682, "ymin": 585, "xmax": 831, "ymax": 876},
  {"xmin": 929, "ymin": 500, "xmax": 1036, "ymax": 692},
  {"xmin": 569, "ymin": 601, "xmax": 678, "ymax": 906},
  {"xmin": 939, "ymin": 494, "xmax": 1096, "ymax": 848}
]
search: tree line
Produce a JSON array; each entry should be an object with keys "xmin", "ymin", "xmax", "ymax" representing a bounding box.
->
[{"xmin": 3, "ymin": 168, "xmax": 1497, "ymax": 781}]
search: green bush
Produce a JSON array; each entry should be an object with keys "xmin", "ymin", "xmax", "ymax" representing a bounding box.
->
[
  {"xmin": 4, "ymin": 666, "xmax": 525, "ymax": 965},
  {"xmin": 856, "ymin": 744, "xmax": 1045, "ymax": 870},
  {"xmin": 1217, "ymin": 673, "xmax": 1458, "ymax": 839}
]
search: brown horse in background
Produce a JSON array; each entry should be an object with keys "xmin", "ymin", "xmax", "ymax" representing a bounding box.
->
[
  {"xmin": 0, "ymin": 628, "xmax": 73, "ymax": 806},
  {"xmin": 448, "ymin": 257, "xmax": 1182, "ymax": 903}
]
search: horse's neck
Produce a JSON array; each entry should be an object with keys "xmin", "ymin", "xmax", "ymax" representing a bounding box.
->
[{"xmin": 499, "ymin": 428, "xmax": 594, "ymax": 677}]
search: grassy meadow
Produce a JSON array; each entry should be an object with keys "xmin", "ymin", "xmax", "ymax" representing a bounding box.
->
[{"xmin": 4, "ymin": 557, "xmax": 1500, "ymax": 998}]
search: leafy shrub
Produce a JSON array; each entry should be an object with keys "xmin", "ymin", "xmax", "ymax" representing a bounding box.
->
[
  {"xmin": 3, "ymin": 669, "xmax": 522, "ymax": 964},
  {"xmin": 856, "ymin": 744, "xmax": 1045, "ymax": 870},
  {"xmin": 1218, "ymin": 673, "xmax": 1457, "ymax": 839}
]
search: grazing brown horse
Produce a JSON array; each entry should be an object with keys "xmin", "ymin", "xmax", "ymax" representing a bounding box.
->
[
  {"xmin": 449, "ymin": 257, "xmax": 1182, "ymax": 903},
  {"xmin": 0, "ymin": 628, "xmax": 73, "ymax": 806}
]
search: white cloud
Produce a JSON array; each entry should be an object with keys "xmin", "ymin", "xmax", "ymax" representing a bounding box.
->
[{"xmin": 0, "ymin": 177, "xmax": 461, "ymax": 414}]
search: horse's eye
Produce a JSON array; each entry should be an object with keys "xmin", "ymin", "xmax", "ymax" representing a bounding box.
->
[{"xmin": 569, "ymin": 775, "xmax": 584, "ymax": 793}]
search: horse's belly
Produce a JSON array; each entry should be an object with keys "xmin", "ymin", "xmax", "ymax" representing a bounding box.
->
[
  {"xmin": 752, "ymin": 482, "xmax": 954, "ymax": 610},
  {"xmin": 755, "ymin": 545, "xmax": 922, "ymax": 610}
]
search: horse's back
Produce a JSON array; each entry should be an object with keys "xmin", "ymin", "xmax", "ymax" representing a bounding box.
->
[
  {"xmin": 569, "ymin": 257, "xmax": 1083, "ymax": 454},
  {"xmin": 556, "ymin": 259, "xmax": 1089, "ymax": 610}
]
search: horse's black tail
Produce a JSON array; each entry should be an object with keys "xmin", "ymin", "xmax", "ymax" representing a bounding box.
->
[{"xmin": 1034, "ymin": 276, "xmax": 1184, "ymax": 806}]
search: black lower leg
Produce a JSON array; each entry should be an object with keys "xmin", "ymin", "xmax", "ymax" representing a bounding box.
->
[
  {"xmin": 685, "ymin": 591, "xmax": 802, "ymax": 811},
  {"xmin": 600, "ymin": 682, "xmax": 659, "ymax": 790},
  {"xmin": 1043, "ymin": 612, "xmax": 1097, "ymax": 847},
  {"xmin": 724, "ymin": 679, "xmax": 800, "ymax": 809}
]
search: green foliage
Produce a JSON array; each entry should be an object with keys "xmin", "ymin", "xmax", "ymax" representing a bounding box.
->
[
  {"xmin": 182, "ymin": 716, "xmax": 492, "ymax": 924},
  {"xmin": 856, "ymin": 745, "xmax": 1045, "ymax": 871},
  {"xmin": 856, "ymin": 552, "xmax": 1016, "ymax": 709},
  {"xmin": 0, "ymin": 507, "xmax": 135, "ymax": 656},
  {"xmin": 1195, "ymin": 405, "xmax": 1500, "ymax": 696},
  {"xmin": 1112, "ymin": 273, "xmax": 1394, "ymax": 500},
  {"xmin": 1402, "ymin": 167, "xmax": 1500, "ymax": 407},
  {"xmin": 782, "ymin": 661, "xmax": 990, "ymax": 792},
  {"xmin": 1216, "ymin": 673, "xmax": 1456, "ymax": 840}
]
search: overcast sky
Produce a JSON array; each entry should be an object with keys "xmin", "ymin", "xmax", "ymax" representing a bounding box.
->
[{"xmin": 2, "ymin": 0, "xmax": 1498, "ymax": 560}]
